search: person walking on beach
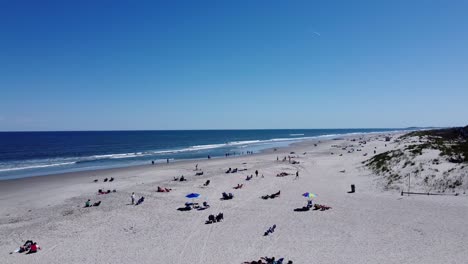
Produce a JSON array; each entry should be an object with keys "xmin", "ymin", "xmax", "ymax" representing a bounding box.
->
[
  {"xmin": 131, "ymin": 192, "xmax": 135, "ymax": 205},
  {"xmin": 255, "ymin": 170, "xmax": 259, "ymax": 177},
  {"xmin": 195, "ymin": 164, "xmax": 198, "ymax": 171},
  {"xmin": 167, "ymin": 158, "xmax": 169, "ymax": 163},
  {"xmin": 295, "ymin": 171, "xmax": 299, "ymax": 179}
]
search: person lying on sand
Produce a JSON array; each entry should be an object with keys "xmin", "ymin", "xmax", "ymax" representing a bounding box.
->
[
  {"xmin": 233, "ymin": 184, "xmax": 243, "ymax": 189},
  {"xmin": 243, "ymin": 260, "xmax": 264, "ymax": 264},
  {"xmin": 98, "ymin": 189, "xmax": 113, "ymax": 194},
  {"xmin": 261, "ymin": 191, "xmax": 280, "ymax": 200},
  {"xmin": 16, "ymin": 240, "xmax": 34, "ymax": 253},
  {"xmin": 157, "ymin": 186, "xmax": 172, "ymax": 192},
  {"xmin": 93, "ymin": 201, "xmax": 101, "ymax": 207},
  {"xmin": 313, "ymin": 204, "xmax": 332, "ymax": 211},
  {"xmin": 264, "ymin": 224, "xmax": 276, "ymax": 236},
  {"xmin": 135, "ymin": 197, "xmax": 145, "ymax": 205},
  {"xmin": 26, "ymin": 242, "xmax": 40, "ymax": 254}
]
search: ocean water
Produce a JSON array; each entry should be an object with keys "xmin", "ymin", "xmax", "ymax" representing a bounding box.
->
[{"xmin": 0, "ymin": 129, "xmax": 404, "ymax": 180}]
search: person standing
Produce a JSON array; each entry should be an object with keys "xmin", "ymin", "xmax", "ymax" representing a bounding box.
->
[
  {"xmin": 295, "ymin": 171, "xmax": 299, "ymax": 179},
  {"xmin": 131, "ymin": 192, "xmax": 135, "ymax": 205},
  {"xmin": 255, "ymin": 170, "xmax": 258, "ymax": 177}
]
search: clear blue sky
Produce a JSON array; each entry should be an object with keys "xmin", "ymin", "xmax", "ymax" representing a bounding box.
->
[{"xmin": 1, "ymin": 0, "xmax": 467, "ymax": 131}]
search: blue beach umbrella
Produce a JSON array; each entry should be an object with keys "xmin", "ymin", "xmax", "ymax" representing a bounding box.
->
[{"xmin": 186, "ymin": 193, "xmax": 200, "ymax": 199}]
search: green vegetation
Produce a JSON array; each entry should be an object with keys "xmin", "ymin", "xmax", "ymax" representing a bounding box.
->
[
  {"xmin": 366, "ymin": 150, "xmax": 403, "ymax": 173},
  {"xmin": 399, "ymin": 126, "xmax": 468, "ymax": 163}
]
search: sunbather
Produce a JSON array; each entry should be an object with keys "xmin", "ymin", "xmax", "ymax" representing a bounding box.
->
[
  {"xmin": 264, "ymin": 224, "xmax": 276, "ymax": 236},
  {"xmin": 221, "ymin": 192, "xmax": 234, "ymax": 200},
  {"xmin": 177, "ymin": 205, "xmax": 192, "ymax": 211},
  {"xmin": 157, "ymin": 186, "xmax": 171, "ymax": 192},
  {"xmin": 225, "ymin": 168, "xmax": 232, "ymax": 173},
  {"xmin": 18, "ymin": 240, "xmax": 33, "ymax": 253},
  {"xmin": 27, "ymin": 242, "xmax": 39, "ymax": 254},
  {"xmin": 233, "ymin": 184, "xmax": 243, "ymax": 189},
  {"xmin": 93, "ymin": 201, "xmax": 101, "ymax": 207},
  {"xmin": 215, "ymin": 212, "xmax": 224, "ymax": 222},
  {"xmin": 135, "ymin": 196, "xmax": 145, "ymax": 205},
  {"xmin": 209, "ymin": 214, "xmax": 216, "ymax": 222},
  {"xmin": 313, "ymin": 204, "xmax": 332, "ymax": 211},
  {"xmin": 203, "ymin": 180, "xmax": 210, "ymax": 186},
  {"xmin": 293, "ymin": 206, "xmax": 310, "ymax": 212},
  {"xmin": 109, "ymin": 177, "xmax": 114, "ymax": 182},
  {"xmin": 270, "ymin": 191, "xmax": 280, "ymax": 198}
]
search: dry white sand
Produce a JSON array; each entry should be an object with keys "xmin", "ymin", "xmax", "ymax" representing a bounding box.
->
[{"xmin": 1, "ymin": 133, "xmax": 467, "ymax": 264}]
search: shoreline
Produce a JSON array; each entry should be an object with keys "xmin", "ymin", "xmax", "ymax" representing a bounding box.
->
[{"xmin": 0, "ymin": 130, "xmax": 404, "ymax": 182}]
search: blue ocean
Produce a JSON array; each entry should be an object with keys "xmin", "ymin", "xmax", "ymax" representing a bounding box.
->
[{"xmin": 0, "ymin": 129, "xmax": 404, "ymax": 180}]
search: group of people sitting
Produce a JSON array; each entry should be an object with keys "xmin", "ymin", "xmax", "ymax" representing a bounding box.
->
[
  {"xmin": 157, "ymin": 186, "xmax": 172, "ymax": 192},
  {"xmin": 243, "ymin": 256, "xmax": 293, "ymax": 264},
  {"xmin": 221, "ymin": 192, "xmax": 234, "ymax": 200},
  {"xmin": 85, "ymin": 199, "xmax": 101, "ymax": 207},
  {"xmin": 205, "ymin": 212, "xmax": 224, "ymax": 224},
  {"xmin": 177, "ymin": 201, "xmax": 210, "ymax": 211},
  {"xmin": 93, "ymin": 177, "xmax": 114, "ymax": 183},
  {"xmin": 264, "ymin": 224, "xmax": 276, "ymax": 236},
  {"xmin": 15, "ymin": 240, "xmax": 40, "ymax": 254},
  {"xmin": 233, "ymin": 184, "xmax": 243, "ymax": 189},
  {"xmin": 173, "ymin": 176, "xmax": 187, "ymax": 181},
  {"xmin": 261, "ymin": 191, "xmax": 280, "ymax": 200},
  {"xmin": 98, "ymin": 189, "xmax": 116, "ymax": 194},
  {"xmin": 226, "ymin": 168, "xmax": 237, "ymax": 173}
]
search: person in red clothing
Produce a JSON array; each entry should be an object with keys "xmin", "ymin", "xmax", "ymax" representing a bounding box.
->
[{"xmin": 27, "ymin": 242, "xmax": 39, "ymax": 254}]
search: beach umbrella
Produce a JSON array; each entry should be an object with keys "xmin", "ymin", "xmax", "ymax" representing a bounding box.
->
[
  {"xmin": 186, "ymin": 193, "xmax": 200, "ymax": 199},
  {"xmin": 302, "ymin": 192, "xmax": 317, "ymax": 199}
]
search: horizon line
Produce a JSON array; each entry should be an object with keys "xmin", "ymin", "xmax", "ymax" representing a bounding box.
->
[{"xmin": 0, "ymin": 127, "xmax": 441, "ymax": 133}]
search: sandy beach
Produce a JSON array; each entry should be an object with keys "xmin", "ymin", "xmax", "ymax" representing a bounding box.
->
[{"xmin": 1, "ymin": 132, "xmax": 467, "ymax": 264}]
